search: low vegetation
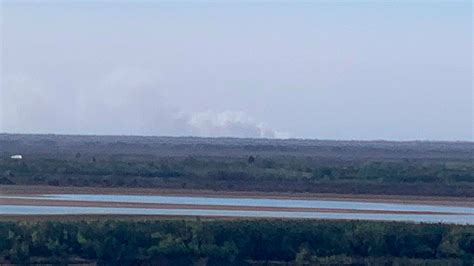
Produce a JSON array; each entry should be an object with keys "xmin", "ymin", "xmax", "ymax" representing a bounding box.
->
[{"xmin": 0, "ymin": 134, "xmax": 473, "ymax": 197}]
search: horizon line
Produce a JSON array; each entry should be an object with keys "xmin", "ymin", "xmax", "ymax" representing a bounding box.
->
[{"xmin": 1, "ymin": 132, "xmax": 472, "ymax": 144}]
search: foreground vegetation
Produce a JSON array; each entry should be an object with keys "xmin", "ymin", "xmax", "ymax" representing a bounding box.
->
[
  {"xmin": 1, "ymin": 219, "xmax": 473, "ymax": 265},
  {"xmin": 1, "ymin": 134, "xmax": 473, "ymax": 197}
]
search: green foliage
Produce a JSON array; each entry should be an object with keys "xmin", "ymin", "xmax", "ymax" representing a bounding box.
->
[
  {"xmin": 1, "ymin": 156, "xmax": 472, "ymax": 197},
  {"xmin": 0, "ymin": 220, "xmax": 472, "ymax": 264},
  {"xmin": 1, "ymin": 135, "xmax": 473, "ymax": 197}
]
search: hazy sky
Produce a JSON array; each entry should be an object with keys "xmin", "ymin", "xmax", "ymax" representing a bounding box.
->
[{"xmin": 1, "ymin": 1, "xmax": 472, "ymax": 140}]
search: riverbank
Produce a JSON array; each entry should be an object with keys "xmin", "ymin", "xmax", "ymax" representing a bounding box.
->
[
  {"xmin": 1, "ymin": 185, "xmax": 473, "ymax": 207},
  {"xmin": 1, "ymin": 185, "xmax": 474, "ymax": 225}
]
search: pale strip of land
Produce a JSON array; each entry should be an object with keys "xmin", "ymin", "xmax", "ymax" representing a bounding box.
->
[
  {"xmin": 1, "ymin": 198, "xmax": 469, "ymax": 216},
  {"xmin": 1, "ymin": 185, "xmax": 473, "ymax": 207}
]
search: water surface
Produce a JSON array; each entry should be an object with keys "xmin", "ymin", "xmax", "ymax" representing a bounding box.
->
[
  {"xmin": 1, "ymin": 205, "xmax": 473, "ymax": 224},
  {"xmin": 3, "ymin": 194, "xmax": 473, "ymax": 214},
  {"xmin": 1, "ymin": 194, "xmax": 473, "ymax": 224}
]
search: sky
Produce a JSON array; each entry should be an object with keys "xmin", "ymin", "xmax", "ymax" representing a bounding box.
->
[{"xmin": 1, "ymin": 1, "xmax": 472, "ymax": 141}]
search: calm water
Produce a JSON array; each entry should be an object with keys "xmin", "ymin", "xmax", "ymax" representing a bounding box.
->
[
  {"xmin": 1, "ymin": 194, "xmax": 473, "ymax": 224},
  {"xmin": 1, "ymin": 205, "xmax": 473, "ymax": 224},
  {"xmin": 3, "ymin": 194, "xmax": 474, "ymax": 214}
]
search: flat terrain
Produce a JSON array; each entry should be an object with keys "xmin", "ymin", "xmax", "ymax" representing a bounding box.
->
[
  {"xmin": 0, "ymin": 135, "xmax": 473, "ymax": 264},
  {"xmin": 1, "ymin": 134, "xmax": 473, "ymax": 198},
  {"xmin": 1, "ymin": 185, "xmax": 473, "ymax": 207},
  {"xmin": 1, "ymin": 185, "xmax": 473, "ymax": 225}
]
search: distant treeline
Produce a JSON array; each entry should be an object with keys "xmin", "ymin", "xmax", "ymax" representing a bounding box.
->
[
  {"xmin": 1, "ymin": 156, "xmax": 473, "ymax": 197},
  {"xmin": 2, "ymin": 156, "xmax": 473, "ymax": 182},
  {"xmin": 1, "ymin": 219, "xmax": 473, "ymax": 265},
  {"xmin": 0, "ymin": 134, "xmax": 473, "ymax": 197}
]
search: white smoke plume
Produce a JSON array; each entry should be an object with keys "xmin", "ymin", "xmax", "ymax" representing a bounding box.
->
[
  {"xmin": 184, "ymin": 110, "xmax": 285, "ymax": 138},
  {"xmin": 1, "ymin": 68, "xmax": 286, "ymax": 139}
]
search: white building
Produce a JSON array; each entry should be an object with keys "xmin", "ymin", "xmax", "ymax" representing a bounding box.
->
[{"xmin": 10, "ymin": 155, "xmax": 23, "ymax": 160}]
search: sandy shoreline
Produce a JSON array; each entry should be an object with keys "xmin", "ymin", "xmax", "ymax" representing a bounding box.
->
[
  {"xmin": 2, "ymin": 185, "xmax": 473, "ymax": 223},
  {"xmin": 1, "ymin": 185, "xmax": 473, "ymax": 207},
  {"xmin": 2, "ymin": 198, "xmax": 469, "ymax": 215}
]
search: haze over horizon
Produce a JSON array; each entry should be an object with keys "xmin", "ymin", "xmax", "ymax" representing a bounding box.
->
[{"xmin": 1, "ymin": 1, "xmax": 472, "ymax": 141}]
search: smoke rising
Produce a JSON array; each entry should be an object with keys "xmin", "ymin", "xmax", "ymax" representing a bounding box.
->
[
  {"xmin": 1, "ymin": 2, "xmax": 471, "ymax": 140},
  {"xmin": 1, "ymin": 68, "xmax": 284, "ymax": 138},
  {"xmin": 185, "ymin": 110, "xmax": 284, "ymax": 138}
]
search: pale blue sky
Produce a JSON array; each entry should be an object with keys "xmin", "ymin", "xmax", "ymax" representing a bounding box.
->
[{"xmin": 1, "ymin": 1, "xmax": 472, "ymax": 140}]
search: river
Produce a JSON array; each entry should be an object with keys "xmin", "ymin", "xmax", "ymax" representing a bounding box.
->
[{"xmin": 1, "ymin": 194, "xmax": 473, "ymax": 224}]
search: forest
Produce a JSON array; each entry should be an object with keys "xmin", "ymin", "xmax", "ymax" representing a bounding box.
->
[
  {"xmin": 0, "ymin": 134, "xmax": 473, "ymax": 197},
  {"xmin": 1, "ymin": 219, "xmax": 473, "ymax": 265}
]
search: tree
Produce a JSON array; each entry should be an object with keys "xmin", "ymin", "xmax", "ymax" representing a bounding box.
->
[{"xmin": 248, "ymin": 156, "xmax": 255, "ymax": 164}]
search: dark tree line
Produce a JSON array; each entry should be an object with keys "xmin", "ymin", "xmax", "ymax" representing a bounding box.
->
[
  {"xmin": 1, "ymin": 156, "xmax": 473, "ymax": 196},
  {"xmin": 1, "ymin": 219, "xmax": 473, "ymax": 265}
]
